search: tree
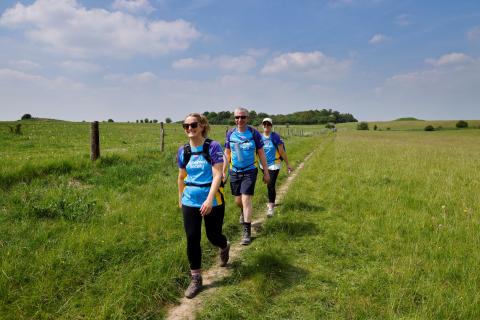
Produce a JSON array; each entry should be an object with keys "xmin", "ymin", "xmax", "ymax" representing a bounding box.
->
[
  {"xmin": 456, "ymin": 120, "xmax": 468, "ymax": 128},
  {"xmin": 107, "ymin": 119, "xmax": 114, "ymax": 122},
  {"xmin": 144, "ymin": 118, "xmax": 149, "ymax": 123},
  {"xmin": 21, "ymin": 114, "xmax": 32, "ymax": 120},
  {"xmin": 165, "ymin": 117, "xmax": 172, "ymax": 123},
  {"xmin": 424, "ymin": 125, "xmax": 435, "ymax": 131},
  {"xmin": 357, "ymin": 122, "xmax": 369, "ymax": 130}
]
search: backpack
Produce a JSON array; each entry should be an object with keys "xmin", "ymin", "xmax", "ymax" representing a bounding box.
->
[
  {"xmin": 182, "ymin": 138, "xmax": 225, "ymax": 187},
  {"xmin": 271, "ymin": 132, "xmax": 284, "ymax": 161},
  {"xmin": 183, "ymin": 138, "xmax": 212, "ymax": 166}
]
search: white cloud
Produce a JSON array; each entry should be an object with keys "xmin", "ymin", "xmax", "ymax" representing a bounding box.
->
[
  {"xmin": 328, "ymin": 0, "xmax": 383, "ymax": 8},
  {"xmin": 58, "ymin": 60, "xmax": 102, "ymax": 74},
  {"xmin": 328, "ymin": 0, "xmax": 354, "ymax": 8},
  {"xmin": 216, "ymin": 55, "xmax": 256, "ymax": 72},
  {"xmin": 172, "ymin": 54, "xmax": 256, "ymax": 73},
  {"xmin": 261, "ymin": 51, "xmax": 351, "ymax": 80},
  {"xmin": 104, "ymin": 71, "xmax": 158, "ymax": 84},
  {"xmin": 172, "ymin": 56, "xmax": 211, "ymax": 69},
  {"xmin": 0, "ymin": 67, "xmax": 85, "ymax": 89},
  {"xmin": 112, "ymin": 0, "xmax": 155, "ymax": 14},
  {"xmin": 372, "ymin": 54, "xmax": 480, "ymax": 120},
  {"xmin": 394, "ymin": 14, "xmax": 412, "ymax": 27},
  {"xmin": 425, "ymin": 52, "xmax": 474, "ymax": 67},
  {"xmin": 133, "ymin": 71, "xmax": 158, "ymax": 82},
  {"xmin": 9, "ymin": 59, "xmax": 41, "ymax": 71},
  {"xmin": 369, "ymin": 33, "xmax": 389, "ymax": 44},
  {"xmin": 245, "ymin": 48, "xmax": 269, "ymax": 58},
  {"xmin": 0, "ymin": 0, "xmax": 200, "ymax": 58},
  {"xmin": 467, "ymin": 26, "xmax": 480, "ymax": 42},
  {"xmin": 0, "ymin": 68, "xmax": 45, "ymax": 82}
]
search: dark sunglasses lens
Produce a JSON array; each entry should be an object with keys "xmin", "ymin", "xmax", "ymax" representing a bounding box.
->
[
  {"xmin": 235, "ymin": 116, "xmax": 247, "ymax": 120},
  {"xmin": 183, "ymin": 122, "xmax": 199, "ymax": 129}
]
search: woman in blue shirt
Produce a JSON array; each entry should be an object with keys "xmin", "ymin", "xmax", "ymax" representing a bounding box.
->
[
  {"xmin": 260, "ymin": 118, "xmax": 292, "ymax": 217},
  {"xmin": 177, "ymin": 113, "xmax": 230, "ymax": 299}
]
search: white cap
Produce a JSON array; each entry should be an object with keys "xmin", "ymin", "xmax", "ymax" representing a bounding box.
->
[{"xmin": 262, "ymin": 117, "xmax": 273, "ymax": 125}]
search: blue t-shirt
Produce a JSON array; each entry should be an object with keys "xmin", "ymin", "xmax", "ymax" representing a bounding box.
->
[
  {"xmin": 225, "ymin": 126, "xmax": 264, "ymax": 172},
  {"xmin": 177, "ymin": 140, "xmax": 225, "ymax": 207},
  {"xmin": 261, "ymin": 132, "xmax": 284, "ymax": 167}
]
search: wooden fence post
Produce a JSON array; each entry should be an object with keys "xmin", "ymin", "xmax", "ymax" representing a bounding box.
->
[
  {"xmin": 160, "ymin": 122, "xmax": 165, "ymax": 152},
  {"xmin": 90, "ymin": 121, "xmax": 100, "ymax": 161}
]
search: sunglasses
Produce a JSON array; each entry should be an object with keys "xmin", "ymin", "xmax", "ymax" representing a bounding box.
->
[
  {"xmin": 235, "ymin": 115, "xmax": 247, "ymax": 120},
  {"xmin": 182, "ymin": 122, "xmax": 199, "ymax": 129},
  {"xmin": 262, "ymin": 122, "xmax": 272, "ymax": 126}
]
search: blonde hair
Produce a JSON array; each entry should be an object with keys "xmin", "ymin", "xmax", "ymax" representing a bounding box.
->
[{"xmin": 185, "ymin": 113, "xmax": 210, "ymax": 138}]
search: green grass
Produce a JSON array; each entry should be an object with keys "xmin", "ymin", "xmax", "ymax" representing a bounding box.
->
[
  {"xmin": 337, "ymin": 119, "xmax": 480, "ymax": 131},
  {"xmin": 198, "ymin": 129, "xmax": 480, "ymax": 319},
  {"xmin": 0, "ymin": 120, "xmax": 324, "ymax": 319},
  {"xmin": 3, "ymin": 119, "xmax": 479, "ymax": 319}
]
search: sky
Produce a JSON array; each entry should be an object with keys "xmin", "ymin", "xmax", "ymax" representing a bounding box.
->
[{"xmin": 0, "ymin": 0, "xmax": 479, "ymax": 122}]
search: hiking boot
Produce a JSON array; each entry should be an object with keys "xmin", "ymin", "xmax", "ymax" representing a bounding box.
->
[
  {"xmin": 241, "ymin": 224, "xmax": 251, "ymax": 245},
  {"xmin": 184, "ymin": 274, "xmax": 202, "ymax": 299},
  {"xmin": 267, "ymin": 207, "xmax": 274, "ymax": 217},
  {"xmin": 219, "ymin": 242, "xmax": 230, "ymax": 267},
  {"xmin": 239, "ymin": 211, "xmax": 244, "ymax": 224}
]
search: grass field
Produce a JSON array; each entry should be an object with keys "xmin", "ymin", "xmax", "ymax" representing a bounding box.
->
[
  {"xmin": 337, "ymin": 119, "xmax": 480, "ymax": 131},
  {"xmin": 198, "ymin": 127, "xmax": 480, "ymax": 319},
  {"xmin": 0, "ymin": 120, "xmax": 325, "ymax": 319},
  {"xmin": 1, "ymin": 120, "xmax": 479, "ymax": 319}
]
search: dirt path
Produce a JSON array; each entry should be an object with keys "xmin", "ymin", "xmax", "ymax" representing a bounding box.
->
[{"xmin": 166, "ymin": 146, "xmax": 320, "ymax": 320}]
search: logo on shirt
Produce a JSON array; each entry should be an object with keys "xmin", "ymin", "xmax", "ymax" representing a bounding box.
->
[{"xmin": 188, "ymin": 156, "xmax": 206, "ymax": 169}]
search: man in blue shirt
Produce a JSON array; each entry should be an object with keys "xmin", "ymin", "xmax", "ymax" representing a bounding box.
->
[{"xmin": 225, "ymin": 107, "xmax": 270, "ymax": 245}]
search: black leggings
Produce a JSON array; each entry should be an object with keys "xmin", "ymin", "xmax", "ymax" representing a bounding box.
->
[
  {"xmin": 267, "ymin": 169, "xmax": 280, "ymax": 203},
  {"xmin": 182, "ymin": 205, "xmax": 228, "ymax": 270}
]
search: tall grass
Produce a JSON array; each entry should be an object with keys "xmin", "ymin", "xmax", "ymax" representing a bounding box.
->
[
  {"xmin": 198, "ymin": 129, "xmax": 480, "ymax": 319},
  {"xmin": 0, "ymin": 120, "xmax": 324, "ymax": 319}
]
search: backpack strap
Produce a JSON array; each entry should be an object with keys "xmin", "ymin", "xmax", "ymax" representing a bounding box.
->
[
  {"xmin": 183, "ymin": 138, "xmax": 213, "ymax": 166},
  {"xmin": 182, "ymin": 143, "xmax": 192, "ymax": 166},
  {"xmin": 201, "ymin": 138, "xmax": 212, "ymax": 164},
  {"xmin": 183, "ymin": 138, "xmax": 225, "ymax": 188},
  {"xmin": 272, "ymin": 132, "xmax": 284, "ymax": 161}
]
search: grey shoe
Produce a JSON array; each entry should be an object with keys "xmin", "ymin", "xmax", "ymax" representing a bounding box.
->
[
  {"xmin": 241, "ymin": 224, "xmax": 251, "ymax": 245},
  {"xmin": 239, "ymin": 211, "xmax": 244, "ymax": 224},
  {"xmin": 267, "ymin": 207, "xmax": 274, "ymax": 217},
  {"xmin": 184, "ymin": 274, "xmax": 202, "ymax": 299},
  {"xmin": 219, "ymin": 242, "xmax": 230, "ymax": 267}
]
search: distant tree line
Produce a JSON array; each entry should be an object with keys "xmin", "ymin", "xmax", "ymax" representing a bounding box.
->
[{"xmin": 202, "ymin": 109, "xmax": 357, "ymax": 126}]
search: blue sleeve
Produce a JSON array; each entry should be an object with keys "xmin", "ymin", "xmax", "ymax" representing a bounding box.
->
[
  {"xmin": 272, "ymin": 132, "xmax": 284, "ymax": 146},
  {"xmin": 252, "ymin": 128, "xmax": 264, "ymax": 150},
  {"xmin": 177, "ymin": 146, "xmax": 186, "ymax": 168},
  {"xmin": 209, "ymin": 141, "xmax": 225, "ymax": 165}
]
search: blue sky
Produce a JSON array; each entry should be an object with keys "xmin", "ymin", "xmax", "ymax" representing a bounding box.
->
[{"xmin": 1, "ymin": 0, "xmax": 479, "ymax": 122}]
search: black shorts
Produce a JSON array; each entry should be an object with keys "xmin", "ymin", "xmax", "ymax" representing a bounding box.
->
[{"xmin": 229, "ymin": 168, "xmax": 258, "ymax": 196}]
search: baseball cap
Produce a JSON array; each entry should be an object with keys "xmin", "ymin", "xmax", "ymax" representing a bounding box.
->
[{"xmin": 262, "ymin": 117, "xmax": 273, "ymax": 125}]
